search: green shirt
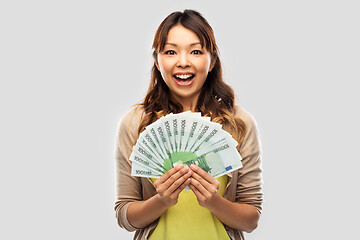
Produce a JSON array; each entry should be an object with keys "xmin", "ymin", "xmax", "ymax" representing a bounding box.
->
[{"xmin": 148, "ymin": 175, "xmax": 230, "ymax": 240}]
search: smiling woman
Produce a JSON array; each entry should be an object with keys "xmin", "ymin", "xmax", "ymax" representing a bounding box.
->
[
  {"xmin": 155, "ymin": 25, "xmax": 214, "ymax": 110},
  {"xmin": 114, "ymin": 9, "xmax": 263, "ymax": 240}
]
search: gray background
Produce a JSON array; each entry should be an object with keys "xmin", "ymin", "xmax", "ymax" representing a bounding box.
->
[{"xmin": 1, "ymin": 0, "xmax": 359, "ymax": 239}]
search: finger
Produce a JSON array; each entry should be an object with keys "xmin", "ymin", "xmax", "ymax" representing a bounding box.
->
[
  {"xmin": 191, "ymin": 170, "xmax": 220, "ymax": 194},
  {"xmin": 188, "ymin": 183, "xmax": 205, "ymax": 202},
  {"xmin": 156, "ymin": 164, "xmax": 184, "ymax": 185},
  {"xmin": 170, "ymin": 177, "xmax": 191, "ymax": 198},
  {"xmin": 165, "ymin": 167, "xmax": 192, "ymax": 194},
  {"xmin": 190, "ymin": 171, "xmax": 213, "ymax": 190},
  {"xmin": 190, "ymin": 164, "xmax": 218, "ymax": 185},
  {"xmin": 190, "ymin": 177, "xmax": 210, "ymax": 198},
  {"xmin": 155, "ymin": 165, "xmax": 191, "ymax": 192}
]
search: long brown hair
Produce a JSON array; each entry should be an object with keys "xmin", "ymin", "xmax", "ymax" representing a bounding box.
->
[{"xmin": 137, "ymin": 9, "xmax": 246, "ymax": 147}]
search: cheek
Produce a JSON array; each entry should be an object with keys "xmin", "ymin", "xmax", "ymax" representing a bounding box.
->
[
  {"xmin": 196, "ymin": 58, "xmax": 211, "ymax": 73},
  {"xmin": 158, "ymin": 57, "xmax": 174, "ymax": 74}
]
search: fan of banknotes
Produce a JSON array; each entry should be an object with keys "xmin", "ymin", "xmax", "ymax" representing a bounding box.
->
[{"xmin": 130, "ymin": 111, "xmax": 243, "ymax": 179}]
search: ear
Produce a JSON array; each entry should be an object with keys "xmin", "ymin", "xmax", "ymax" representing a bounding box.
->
[
  {"xmin": 155, "ymin": 59, "xmax": 160, "ymax": 71},
  {"xmin": 153, "ymin": 50, "xmax": 160, "ymax": 71},
  {"xmin": 209, "ymin": 56, "xmax": 216, "ymax": 72}
]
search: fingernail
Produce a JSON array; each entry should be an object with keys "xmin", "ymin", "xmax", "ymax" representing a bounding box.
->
[
  {"xmin": 176, "ymin": 164, "xmax": 184, "ymax": 170},
  {"xmin": 182, "ymin": 166, "xmax": 189, "ymax": 173}
]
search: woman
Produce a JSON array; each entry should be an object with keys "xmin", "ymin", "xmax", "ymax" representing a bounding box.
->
[{"xmin": 114, "ymin": 9, "xmax": 263, "ymax": 240}]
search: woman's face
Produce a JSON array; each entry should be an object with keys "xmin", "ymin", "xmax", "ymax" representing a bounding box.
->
[{"xmin": 156, "ymin": 25, "xmax": 214, "ymax": 106}]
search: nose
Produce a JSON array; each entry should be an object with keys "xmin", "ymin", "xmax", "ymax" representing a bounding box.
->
[{"xmin": 176, "ymin": 52, "xmax": 190, "ymax": 68}]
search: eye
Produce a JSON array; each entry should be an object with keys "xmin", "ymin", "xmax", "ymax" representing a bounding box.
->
[
  {"xmin": 164, "ymin": 50, "xmax": 176, "ymax": 55},
  {"xmin": 192, "ymin": 50, "xmax": 203, "ymax": 55}
]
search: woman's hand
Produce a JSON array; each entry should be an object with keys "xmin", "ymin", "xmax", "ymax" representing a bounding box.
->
[
  {"xmin": 127, "ymin": 164, "xmax": 191, "ymax": 229},
  {"xmin": 188, "ymin": 164, "xmax": 260, "ymax": 232},
  {"xmin": 188, "ymin": 164, "xmax": 221, "ymax": 208},
  {"xmin": 154, "ymin": 164, "xmax": 192, "ymax": 208}
]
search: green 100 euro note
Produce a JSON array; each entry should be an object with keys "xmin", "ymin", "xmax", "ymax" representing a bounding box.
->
[{"xmin": 130, "ymin": 112, "xmax": 243, "ymax": 178}]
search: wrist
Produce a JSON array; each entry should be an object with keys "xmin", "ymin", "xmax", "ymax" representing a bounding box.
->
[
  {"xmin": 154, "ymin": 193, "xmax": 175, "ymax": 209},
  {"xmin": 202, "ymin": 193, "xmax": 223, "ymax": 211}
]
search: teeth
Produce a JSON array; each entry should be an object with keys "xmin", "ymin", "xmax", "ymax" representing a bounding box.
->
[{"xmin": 175, "ymin": 74, "xmax": 193, "ymax": 79}]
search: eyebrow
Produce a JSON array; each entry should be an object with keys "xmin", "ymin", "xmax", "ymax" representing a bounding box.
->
[{"xmin": 165, "ymin": 42, "xmax": 202, "ymax": 47}]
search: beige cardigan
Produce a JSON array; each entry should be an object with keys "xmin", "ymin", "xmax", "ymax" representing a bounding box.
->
[{"xmin": 114, "ymin": 106, "xmax": 263, "ymax": 240}]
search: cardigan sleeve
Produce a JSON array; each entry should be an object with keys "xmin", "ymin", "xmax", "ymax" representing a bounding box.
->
[
  {"xmin": 114, "ymin": 108, "xmax": 143, "ymax": 231},
  {"xmin": 235, "ymin": 109, "xmax": 263, "ymax": 213}
]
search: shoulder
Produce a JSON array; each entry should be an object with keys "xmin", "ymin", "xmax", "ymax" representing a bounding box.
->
[
  {"xmin": 116, "ymin": 105, "xmax": 145, "ymax": 140},
  {"xmin": 119, "ymin": 105, "xmax": 145, "ymax": 126},
  {"xmin": 234, "ymin": 105, "xmax": 261, "ymax": 150},
  {"xmin": 234, "ymin": 105, "xmax": 258, "ymax": 129}
]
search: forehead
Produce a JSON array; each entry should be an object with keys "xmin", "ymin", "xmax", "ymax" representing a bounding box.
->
[{"xmin": 165, "ymin": 25, "xmax": 201, "ymax": 46}]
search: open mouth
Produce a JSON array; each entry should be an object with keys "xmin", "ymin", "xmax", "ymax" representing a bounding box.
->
[{"xmin": 173, "ymin": 74, "xmax": 195, "ymax": 86}]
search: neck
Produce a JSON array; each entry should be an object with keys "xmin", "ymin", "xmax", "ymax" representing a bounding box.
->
[{"xmin": 172, "ymin": 94, "xmax": 199, "ymax": 112}]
